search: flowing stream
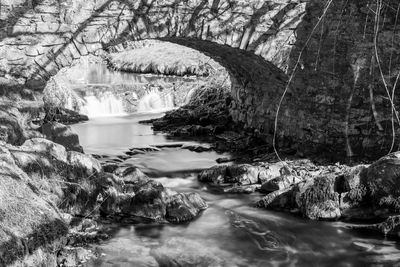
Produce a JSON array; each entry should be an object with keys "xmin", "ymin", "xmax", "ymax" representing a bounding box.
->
[
  {"xmin": 68, "ymin": 65, "xmax": 400, "ymax": 266},
  {"xmin": 71, "ymin": 113, "xmax": 400, "ymax": 267}
]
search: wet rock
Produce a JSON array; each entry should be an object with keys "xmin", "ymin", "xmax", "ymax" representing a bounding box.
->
[
  {"xmin": 225, "ymin": 164, "xmax": 261, "ymax": 185},
  {"xmin": 216, "ymin": 157, "xmax": 233, "ymax": 163},
  {"xmin": 363, "ymin": 156, "xmax": 400, "ymax": 210},
  {"xmin": 44, "ymin": 107, "xmax": 88, "ymax": 125},
  {"xmin": 67, "ymin": 151, "xmax": 102, "ymax": 177},
  {"xmin": 125, "ymin": 150, "xmax": 143, "ymax": 156},
  {"xmin": 199, "ymin": 164, "xmax": 266, "ymax": 186},
  {"xmin": 99, "ymin": 166, "xmax": 208, "ymax": 223},
  {"xmin": 132, "ymin": 179, "xmax": 165, "ymax": 203},
  {"xmin": 114, "ymin": 166, "xmax": 149, "ymax": 185},
  {"xmin": 172, "ymin": 125, "xmax": 214, "ymax": 137},
  {"xmin": 149, "ymin": 84, "xmax": 232, "ymax": 141},
  {"xmin": 0, "ymin": 136, "xmax": 208, "ymax": 264},
  {"xmin": 165, "ymin": 190, "xmax": 208, "ymax": 223},
  {"xmin": 300, "ymin": 175, "xmax": 341, "ymax": 220},
  {"xmin": 40, "ymin": 121, "xmax": 83, "ymax": 152},
  {"xmin": 260, "ymin": 175, "xmax": 302, "ymax": 193},
  {"xmin": 214, "ymin": 131, "xmax": 246, "ymax": 151},
  {"xmin": 198, "ymin": 165, "xmax": 227, "ymax": 184},
  {"xmin": 154, "ymin": 142, "xmax": 184, "ymax": 148},
  {"xmin": 129, "ymin": 146, "xmax": 161, "ymax": 152},
  {"xmin": 61, "ymin": 213, "xmax": 74, "ymax": 225},
  {"xmin": 102, "ymin": 162, "xmax": 119, "ymax": 173},
  {"xmin": 339, "ymin": 191, "xmax": 370, "ymax": 220},
  {"xmin": 57, "ymin": 246, "xmax": 94, "ymax": 267},
  {"xmin": 66, "ymin": 217, "xmax": 110, "ymax": 247},
  {"xmin": 91, "ymin": 154, "xmax": 103, "ymax": 159},
  {"xmin": 343, "ymin": 165, "xmax": 368, "ymax": 191},
  {"xmin": 22, "ymin": 137, "xmax": 69, "ymax": 163},
  {"xmin": 223, "ymin": 184, "xmax": 260, "ymax": 194},
  {"xmin": 115, "ymin": 179, "xmax": 164, "ymax": 221},
  {"xmin": 181, "ymin": 143, "xmax": 212, "ymax": 152},
  {"xmin": 258, "ymin": 175, "xmax": 341, "ymax": 220},
  {"xmin": 258, "ymin": 162, "xmax": 289, "ymax": 184},
  {"xmin": 119, "ymin": 181, "xmax": 207, "ymax": 223},
  {"xmin": 215, "ymin": 131, "xmax": 242, "ymax": 143},
  {"xmin": 336, "ymin": 165, "xmax": 369, "ymax": 218},
  {"xmin": 117, "ymin": 155, "xmax": 130, "ymax": 160},
  {"xmin": 256, "ymin": 187, "xmax": 295, "ymax": 211}
]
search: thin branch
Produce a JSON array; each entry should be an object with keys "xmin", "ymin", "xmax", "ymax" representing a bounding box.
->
[
  {"xmin": 273, "ymin": 0, "xmax": 333, "ymax": 162},
  {"xmin": 373, "ymin": 0, "xmax": 400, "ymax": 153}
]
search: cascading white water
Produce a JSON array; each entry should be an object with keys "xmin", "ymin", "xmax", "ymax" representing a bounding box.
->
[
  {"xmin": 80, "ymin": 92, "xmax": 126, "ymax": 118},
  {"xmin": 137, "ymin": 88, "xmax": 174, "ymax": 113}
]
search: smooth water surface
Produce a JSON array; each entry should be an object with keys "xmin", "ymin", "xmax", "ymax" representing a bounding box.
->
[{"xmin": 72, "ymin": 114, "xmax": 400, "ymax": 267}]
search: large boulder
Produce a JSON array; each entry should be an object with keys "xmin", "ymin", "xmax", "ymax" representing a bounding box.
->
[
  {"xmin": 225, "ymin": 164, "xmax": 263, "ymax": 185},
  {"xmin": 0, "ymin": 149, "xmax": 68, "ymax": 266},
  {"xmin": 198, "ymin": 164, "xmax": 269, "ymax": 185},
  {"xmin": 100, "ymin": 166, "xmax": 208, "ymax": 223},
  {"xmin": 0, "ymin": 101, "xmax": 45, "ymax": 145},
  {"xmin": 256, "ymin": 186, "xmax": 296, "ymax": 211},
  {"xmin": 198, "ymin": 165, "xmax": 227, "ymax": 184},
  {"xmin": 40, "ymin": 122, "xmax": 83, "ymax": 152},
  {"xmin": 363, "ymin": 155, "xmax": 400, "ymax": 211},
  {"xmin": 257, "ymin": 156, "xmax": 400, "ymax": 222},
  {"xmin": 299, "ymin": 175, "xmax": 341, "ymax": 220},
  {"xmin": 338, "ymin": 165, "xmax": 370, "ymax": 220},
  {"xmin": 67, "ymin": 151, "xmax": 102, "ymax": 177},
  {"xmin": 21, "ymin": 137, "xmax": 69, "ymax": 163},
  {"xmin": 258, "ymin": 162, "xmax": 288, "ymax": 184},
  {"xmin": 260, "ymin": 175, "xmax": 302, "ymax": 193},
  {"xmin": 257, "ymin": 174, "xmax": 341, "ymax": 220},
  {"xmin": 7, "ymin": 138, "xmax": 104, "ymax": 216},
  {"xmin": 165, "ymin": 190, "xmax": 208, "ymax": 223},
  {"xmin": 113, "ymin": 166, "xmax": 148, "ymax": 185}
]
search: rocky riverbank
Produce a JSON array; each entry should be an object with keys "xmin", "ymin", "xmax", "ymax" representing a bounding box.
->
[
  {"xmin": 139, "ymin": 77, "xmax": 264, "ymax": 156},
  {"xmin": 198, "ymin": 158, "xmax": 400, "ymax": 236},
  {"xmin": 107, "ymin": 40, "xmax": 221, "ymax": 77},
  {"xmin": 143, "ymin": 84, "xmax": 400, "ymax": 239},
  {"xmin": 0, "ymin": 92, "xmax": 207, "ymax": 266}
]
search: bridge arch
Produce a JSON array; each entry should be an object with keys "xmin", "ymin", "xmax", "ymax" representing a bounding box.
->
[
  {"xmin": 2, "ymin": 0, "xmax": 398, "ymax": 157},
  {"xmin": 0, "ymin": 0, "xmax": 301, "ymax": 142}
]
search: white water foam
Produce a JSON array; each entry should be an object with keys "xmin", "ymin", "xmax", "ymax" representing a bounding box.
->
[
  {"xmin": 137, "ymin": 88, "xmax": 174, "ymax": 113},
  {"xmin": 81, "ymin": 92, "xmax": 126, "ymax": 118}
]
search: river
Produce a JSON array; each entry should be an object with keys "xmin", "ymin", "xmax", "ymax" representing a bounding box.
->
[
  {"xmin": 71, "ymin": 113, "xmax": 400, "ymax": 267},
  {"xmin": 67, "ymin": 64, "xmax": 400, "ymax": 267}
]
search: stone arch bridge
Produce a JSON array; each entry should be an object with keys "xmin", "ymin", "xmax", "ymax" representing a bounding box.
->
[{"xmin": 1, "ymin": 0, "xmax": 400, "ymax": 157}]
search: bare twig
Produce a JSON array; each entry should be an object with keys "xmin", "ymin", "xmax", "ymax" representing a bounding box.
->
[
  {"xmin": 373, "ymin": 0, "xmax": 400, "ymax": 153},
  {"xmin": 273, "ymin": 0, "xmax": 333, "ymax": 162}
]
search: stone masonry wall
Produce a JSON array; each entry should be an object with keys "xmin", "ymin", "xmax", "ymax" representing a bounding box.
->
[
  {"xmin": 279, "ymin": 0, "xmax": 400, "ymax": 158},
  {"xmin": 1, "ymin": 0, "xmax": 400, "ymax": 158}
]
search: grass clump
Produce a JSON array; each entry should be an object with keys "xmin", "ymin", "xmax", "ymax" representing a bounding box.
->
[{"xmin": 108, "ymin": 41, "xmax": 221, "ymax": 77}]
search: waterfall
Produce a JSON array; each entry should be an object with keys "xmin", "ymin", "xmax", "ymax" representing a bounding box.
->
[
  {"xmin": 80, "ymin": 92, "xmax": 126, "ymax": 118},
  {"xmin": 137, "ymin": 88, "xmax": 174, "ymax": 113}
]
